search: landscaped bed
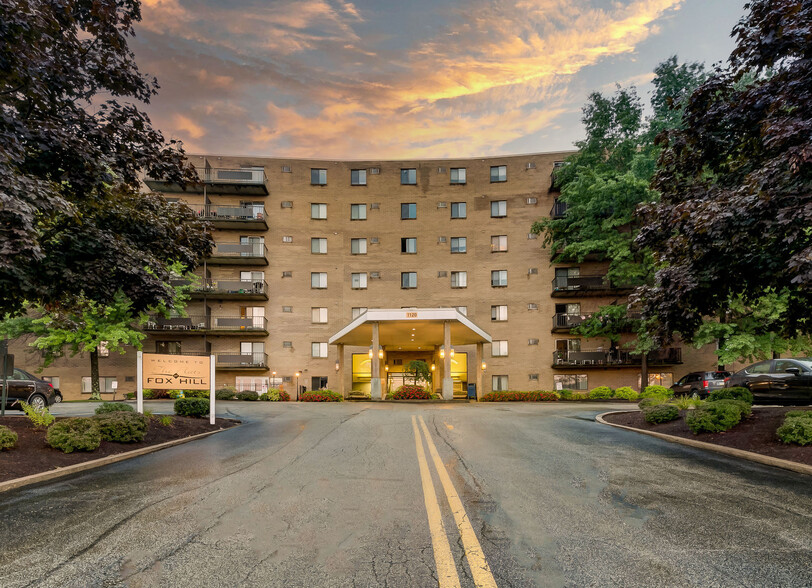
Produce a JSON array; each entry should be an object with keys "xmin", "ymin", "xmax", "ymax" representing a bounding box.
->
[
  {"xmin": 603, "ymin": 406, "xmax": 812, "ymax": 466},
  {"xmin": 0, "ymin": 414, "xmax": 239, "ymax": 483}
]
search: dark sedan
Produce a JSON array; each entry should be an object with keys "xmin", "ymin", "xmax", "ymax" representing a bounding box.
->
[
  {"xmin": 671, "ymin": 371, "xmax": 731, "ymax": 398},
  {"xmin": 0, "ymin": 368, "xmax": 59, "ymax": 410},
  {"xmin": 726, "ymin": 358, "xmax": 812, "ymax": 404}
]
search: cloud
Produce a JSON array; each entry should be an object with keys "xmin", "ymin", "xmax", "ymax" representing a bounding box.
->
[{"xmin": 134, "ymin": 0, "xmax": 685, "ymax": 158}]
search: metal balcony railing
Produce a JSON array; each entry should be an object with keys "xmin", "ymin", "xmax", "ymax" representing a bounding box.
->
[
  {"xmin": 201, "ymin": 167, "xmax": 266, "ymax": 185},
  {"xmin": 552, "ymin": 347, "xmax": 682, "ymax": 367},
  {"xmin": 195, "ymin": 204, "xmax": 266, "ymax": 221},
  {"xmin": 550, "ymin": 200, "xmax": 568, "ymax": 219},
  {"xmin": 552, "ymin": 313, "xmax": 592, "ymax": 330},
  {"xmin": 196, "ymin": 279, "xmax": 267, "ymax": 296},
  {"xmin": 211, "ymin": 242, "xmax": 268, "ymax": 258},
  {"xmin": 144, "ymin": 315, "xmax": 268, "ymax": 332},
  {"xmin": 215, "ymin": 352, "xmax": 268, "ymax": 369}
]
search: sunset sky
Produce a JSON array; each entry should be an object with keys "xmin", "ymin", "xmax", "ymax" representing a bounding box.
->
[{"xmin": 133, "ymin": 0, "xmax": 744, "ymax": 159}]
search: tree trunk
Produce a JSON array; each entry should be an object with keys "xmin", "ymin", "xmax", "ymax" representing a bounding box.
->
[
  {"xmin": 89, "ymin": 349, "xmax": 102, "ymax": 401},
  {"xmin": 640, "ymin": 352, "xmax": 648, "ymax": 392}
]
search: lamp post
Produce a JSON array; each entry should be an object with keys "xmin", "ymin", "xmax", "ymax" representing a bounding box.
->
[{"xmin": 295, "ymin": 371, "xmax": 300, "ymax": 400}]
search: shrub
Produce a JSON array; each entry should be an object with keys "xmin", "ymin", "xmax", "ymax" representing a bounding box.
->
[
  {"xmin": 167, "ymin": 389, "xmax": 185, "ymax": 399},
  {"xmin": 235, "ymin": 391, "xmax": 258, "ymax": 401},
  {"xmin": 686, "ymin": 402, "xmax": 744, "ymax": 434},
  {"xmin": 638, "ymin": 397, "xmax": 662, "ymax": 409},
  {"xmin": 710, "ymin": 398, "xmax": 752, "ymax": 417},
  {"xmin": 671, "ymin": 395, "xmax": 704, "ymax": 410},
  {"xmin": 643, "ymin": 404, "xmax": 680, "ymax": 424},
  {"xmin": 588, "ymin": 386, "xmax": 613, "ymax": 400},
  {"xmin": 95, "ymin": 402, "xmax": 135, "ymax": 415},
  {"xmin": 47, "ymin": 418, "xmax": 101, "ymax": 453},
  {"xmin": 259, "ymin": 389, "xmax": 281, "ymax": 401},
  {"xmin": 558, "ymin": 388, "xmax": 574, "ymax": 399},
  {"xmin": 776, "ymin": 414, "xmax": 812, "ymax": 446},
  {"xmin": 20, "ymin": 401, "xmax": 55, "ymax": 428},
  {"xmin": 0, "ymin": 425, "xmax": 18, "ymax": 450},
  {"xmin": 160, "ymin": 415, "xmax": 173, "ymax": 427},
  {"xmin": 708, "ymin": 387, "xmax": 754, "ymax": 405},
  {"xmin": 480, "ymin": 391, "xmax": 558, "ymax": 402},
  {"xmin": 94, "ymin": 412, "xmax": 148, "ymax": 443},
  {"xmin": 174, "ymin": 397, "xmax": 210, "ymax": 417},
  {"xmin": 300, "ymin": 390, "xmax": 343, "ymax": 402},
  {"xmin": 125, "ymin": 392, "xmax": 135, "ymax": 400},
  {"xmin": 142, "ymin": 389, "xmax": 169, "ymax": 399},
  {"xmin": 215, "ymin": 388, "xmax": 236, "ymax": 400},
  {"xmin": 613, "ymin": 386, "xmax": 639, "ymax": 401},
  {"xmin": 391, "ymin": 386, "xmax": 433, "ymax": 400},
  {"xmin": 182, "ymin": 389, "xmax": 209, "ymax": 398},
  {"xmin": 640, "ymin": 385, "xmax": 671, "ymax": 399},
  {"xmin": 278, "ymin": 389, "xmax": 290, "ymax": 401}
]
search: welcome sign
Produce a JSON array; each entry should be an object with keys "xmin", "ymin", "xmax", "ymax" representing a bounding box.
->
[{"xmin": 142, "ymin": 353, "xmax": 211, "ymax": 390}]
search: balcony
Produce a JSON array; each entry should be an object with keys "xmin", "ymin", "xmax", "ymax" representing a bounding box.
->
[
  {"xmin": 190, "ymin": 278, "xmax": 268, "ymax": 301},
  {"xmin": 551, "ymin": 311, "xmax": 642, "ymax": 333},
  {"xmin": 550, "ymin": 200, "xmax": 568, "ymax": 219},
  {"xmin": 207, "ymin": 242, "xmax": 268, "ymax": 266},
  {"xmin": 194, "ymin": 204, "xmax": 267, "ymax": 230},
  {"xmin": 144, "ymin": 315, "xmax": 268, "ymax": 336},
  {"xmin": 553, "ymin": 347, "xmax": 682, "ymax": 369},
  {"xmin": 145, "ymin": 167, "xmax": 269, "ymax": 196},
  {"xmin": 551, "ymin": 275, "xmax": 635, "ymax": 297},
  {"xmin": 549, "ymin": 161, "xmax": 566, "ymax": 192},
  {"xmin": 215, "ymin": 352, "xmax": 269, "ymax": 370}
]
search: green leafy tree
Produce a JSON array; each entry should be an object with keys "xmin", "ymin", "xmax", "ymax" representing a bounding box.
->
[
  {"xmin": 637, "ymin": 0, "xmax": 812, "ymax": 359},
  {"xmin": 0, "ymin": 0, "xmax": 211, "ymax": 316},
  {"xmin": 405, "ymin": 360, "xmax": 432, "ymax": 388}
]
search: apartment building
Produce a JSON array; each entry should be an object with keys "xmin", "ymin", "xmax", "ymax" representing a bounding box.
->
[{"xmin": 17, "ymin": 152, "xmax": 719, "ymax": 399}]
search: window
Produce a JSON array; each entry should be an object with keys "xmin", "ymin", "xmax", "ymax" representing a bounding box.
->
[
  {"xmin": 236, "ymin": 377, "xmax": 270, "ymax": 393},
  {"xmin": 554, "ymin": 374, "xmax": 588, "ymax": 391},
  {"xmin": 747, "ymin": 361, "xmax": 772, "ymax": 374},
  {"xmin": 401, "ymin": 203, "xmax": 416, "ymax": 219},
  {"xmin": 451, "ymin": 271, "xmax": 467, "ymax": 288},
  {"xmin": 450, "ymin": 237, "xmax": 466, "ymax": 253},
  {"xmin": 492, "ymin": 340, "xmax": 508, "ymax": 356},
  {"xmin": 351, "ymin": 272, "xmax": 368, "ymax": 289},
  {"xmin": 450, "ymin": 202, "xmax": 466, "ymax": 219},
  {"xmin": 491, "ymin": 200, "xmax": 507, "ymax": 217},
  {"xmin": 311, "ymin": 272, "xmax": 327, "ymax": 289},
  {"xmin": 311, "ymin": 203, "xmax": 327, "ymax": 219},
  {"xmin": 350, "ymin": 238, "xmax": 367, "ymax": 255},
  {"xmin": 311, "ymin": 238, "xmax": 327, "ymax": 254},
  {"xmin": 352, "ymin": 307, "xmax": 368, "ymax": 319},
  {"xmin": 401, "ymin": 168, "xmax": 417, "ymax": 185},
  {"xmin": 639, "ymin": 373, "xmax": 674, "ymax": 388},
  {"xmin": 98, "ymin": 341, "xmax": 109, "ymax": 357},
  {"xmin": 156, "ymin": 341, "xmax": 182, "ymax": 354},
  {"xmin": 490, "ymin": 165, "xmax": 507, "ymax": 182},
  {"xmin": 311, "ymin": 307, "xmax": 328, "ymax": 323},
  {"xmin": 491, "ymin": 235, "xmax": 508, "ymax": 252},
  {"xmin": 401, "ymin": 238, "xmax": 417, "ymax": 254},
  {"xmin": 82, "ymin": 377, "xmax": 116, "ymax": 394},
  {"xmin": 351, "ymin": 169, "xmax": 367, "ymax": 185},
  {"xmin": 311, "ymin": 342, "xmax": 328, "ymax": 358},
  {"xmin": 491, "ymin": 270, "xmax": 507, "ymax": 287},
  {"xmin": 401, "ymin": 272, "xmax": 417, "ymax": 289},
  {"xmin": 454, "ymin": 306, "xmax": 467, "ymax": 315},
  {"xmin": 491, "ymin": 305, "xmax": 507, "ymax": 321},
  {"xmin": 450, "ymin": 168, "xmax": 466, "ymax": 184},
  {"xmin": 311, "ymin": 168, "xmax": 327, "ymax": 185},
  {"xmin": 492, "ymin": 375, "xmax": 508, "ymax": 391},
  {"xmin": 351, "ymin": 203, "xmax": 367, "ymax": 220}
]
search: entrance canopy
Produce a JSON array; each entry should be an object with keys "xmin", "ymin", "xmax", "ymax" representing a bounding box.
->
[{"xmin": 328, "ymin": 308, "xmax": 491, "ymax": 349}]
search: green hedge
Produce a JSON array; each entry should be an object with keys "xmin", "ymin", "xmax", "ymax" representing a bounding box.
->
[
  {"xmin": 47, "ymin": 418, "xmax": 101, "ymax": 453},
  {"xmin": 643, "ymin": 404, "xmax": 680, "ymax": 424},
  {"xmin": 638, "ymin": 397, "xmax": 662, "ymax": 409},
  {"xmin": 686, "ymin": 402, "xmax": 745, "ymax": 434},
  {"xmin": 94, "ymin": 402, "xmax": 134, "ymax": 415},
  {"xmin": 776, "ymin": 410, "xmax": 812, "ymax": 445},
  {"xmin": 707, "ymin": 387, "xmax": 754, "ymax": 405},
  {"xmin": 215, "ymin": 388, "xmax": 236, "ymax": 400},
  {"xmin": 0, "ymin": 425, "xmax": 17, "ymax": 450},
  {"xmin": 300, "ymin": 390, "xmax": 343, "ymax": 402},
  {"xmin": 588, "ymin": 386, "xmax": 613, "ymax": 399},
  {"xmin": 174, "ymin": 397, "xmax": 210, "ymax": 417},
  {"xmin": 235, "ymin": 391, "xmax": 259, "ymax": 401},
  {"xmin": 613, "ymin": 386, "xmax": 638, "ymax": 401},
  {"xmin": 94, "ymin": 412, "xmax": 149, "ymax": 443},
  {"xmin": 480, "ymin": 391, "xmax": 558, "ymax": 402},
  {"xmin": 640, "ymin": 385, "xmax": 671, "ymax": 399}
]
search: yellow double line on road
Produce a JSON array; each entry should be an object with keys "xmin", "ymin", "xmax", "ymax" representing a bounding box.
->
[{"xmin": 412, "ymin": 415, "xmax": 498, "ymax": 588}]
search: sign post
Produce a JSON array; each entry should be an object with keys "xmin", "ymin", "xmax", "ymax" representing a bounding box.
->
[{"xmin": 136, "ymin": 351, "xmax": 144, "ymax": 414}]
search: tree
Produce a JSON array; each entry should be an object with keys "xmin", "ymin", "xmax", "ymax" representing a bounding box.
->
[
  {"xmin": 405, "ymin": 360, "xmax": 432, "ymax": 388},
  {"xmin": 636, "ymin": 0, "xmax": 812, "ymax": 358},
  {"xmin": 0, "ymin": 0, "xmax": 212, "ymax": 317}
]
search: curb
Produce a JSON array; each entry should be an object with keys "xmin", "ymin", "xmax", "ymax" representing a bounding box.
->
[
  {"xmin": 0, "ymin": 426, "xmax": 236, "ymax": 494},
  {"xmin": 595, "ymin": 411, "xmax": 812, "ymax": 477}
]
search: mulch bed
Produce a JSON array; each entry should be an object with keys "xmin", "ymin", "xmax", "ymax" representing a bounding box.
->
[
  {"xmin": 0, "ymin": 415, "xmax": 239, "ymax": 483},
  {"xmin": 603, "ymin": 406, "xmax": 811, "ymax": 466}
]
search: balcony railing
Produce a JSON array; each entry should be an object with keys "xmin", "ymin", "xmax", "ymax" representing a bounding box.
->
[
  {"xmin": 144, "ymin": 167, "xmax": 268, "ymax": 195},
  {"xmin": 195, "ymin": 204, "xmax": 266, "ymax": 222},
  {"xmin": 549, "ymin": 161, "xmax": 566, "ymax": 192},
  {"xmin": 551, "ymin": 274, "xmax": 635, "ymax": 296},
  {"xmin": 215, "ymin": 352, "xmax": 268, "ymax": 369},
  {"xmin": 197, "ymin": 279, "xmax": 267, "ymax": 296},
  {"xmin": 552, "ymin": 313, "xmax": 593, "ymax": 330},
  {"xmin": 200, "ymin": 167, "xmax": 266, "ymax": 185},
  {"xmin": 210, "ymin": 242, "xmax": 268, "ymax": 259},
  {"xmin": 144, "ymin": 315, "xmax": 268, "ymax": 333},
  {"xmin": 550, "ymin": 200, "xmax": 568, "ymax": 219},
  {"xmin": 553, "ymin": 347, "xmax": 682, "ymax": 368}
]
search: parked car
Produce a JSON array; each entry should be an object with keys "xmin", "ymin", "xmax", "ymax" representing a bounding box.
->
[
  {"xmin": 671, "ymin": 371, "xmax": 731, "ymax": 397},
  {"xmin": 726, "ymin": 358, "xmax": 812, "ymax": 404},
  {"xmin": 0, "ymin": 368, "xmax": 59, "ymax": 410}
]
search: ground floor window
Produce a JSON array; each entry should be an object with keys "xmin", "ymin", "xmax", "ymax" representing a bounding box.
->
[
  {"xmin": 236, "ymin": 377, "xmax": 269, "ymax": 393},
  {"xmin": 82, "ymin": 376, "xmax": 116, "ymax": 394},
  {"xmin": 639, "ymin": 372, "xmax": 674, "ymax": 388},
  {"xmin": 156, "ymin": 341, "xmax": 182, "ymax": 354},
  {"xmin": 554, "ymin": 374, "xmax": 588, "ymax": 391},
  {"xmin": 492, "ymin": 375, "xmax": 508, "ymax": 391}
]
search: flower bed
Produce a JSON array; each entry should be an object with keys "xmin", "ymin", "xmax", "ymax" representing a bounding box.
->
[
  {"xmin": 389, "ymin": 385, "xmax": 435, "ymax": 400},
  {"xmin": 480, "ymin": 391, "xmax": 558, "ymax": 402},
  {"xmin": 300, "ymin": 390, "xmax": 343, "ymax": 402}
]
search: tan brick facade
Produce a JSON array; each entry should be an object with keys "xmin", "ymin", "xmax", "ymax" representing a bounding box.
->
[{"xmin": 11, "ymin": 152, "xmax": 723, "ymax": 400}]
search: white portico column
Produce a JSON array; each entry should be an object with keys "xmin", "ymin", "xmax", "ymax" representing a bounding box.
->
[
  {"xmin": 475, "ymin": 342, "xmax": 484, "ymax": 400},
  {"xmin": 337, "ymin": 344, "xmax": 345, "ymax": 398},
  {"xmin": 442, "ymin": 320, "xmax": 453, "ymax": 400},
  {"xmin": 371, "ymin": 321, "xmax": 382, "ymax": 400}
]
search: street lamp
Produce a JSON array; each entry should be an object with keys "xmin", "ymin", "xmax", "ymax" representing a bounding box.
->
[{"xmin": 295, "ymin": 371, "xmax": 300, "ymax": 400}]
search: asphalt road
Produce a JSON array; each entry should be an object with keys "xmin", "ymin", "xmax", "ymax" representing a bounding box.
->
[{"xmin": 0, "ymin": 401, "xmax": 810, "ymax": 587}]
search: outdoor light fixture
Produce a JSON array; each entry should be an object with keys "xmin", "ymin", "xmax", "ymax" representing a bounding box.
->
[
  {"xmin": 368, "ymin": 347, "xmax": 373, "ymax": 358},
  {"xmin": 334, "ymin": 361, "xmax": 340, "ymax": 372},
  {"xmin": 384, "ymin": 365, "xmax": 389, "ymax": 372},
  {"xmin": 450, "ymin": 348, "xmax": 455, "ymax": 358},
  {"xmin": 439, "ymin": 348, "xmax": 445, "ymax": 359},
  {"xmin": 378, "ymin": 348, "xmax": 384, "ymax": 359},
  {"xmin": 430, "ymin": 363, "xmax": 435, "ymax": 371},
  {"xmin": 481, "ymin": 362, "xmax": 487, "ymax": 370}
]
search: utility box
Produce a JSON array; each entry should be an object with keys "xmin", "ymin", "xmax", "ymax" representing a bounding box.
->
[{"xmin": 467, "ymin": 383, "xmax": 477, "ymax": 400}]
